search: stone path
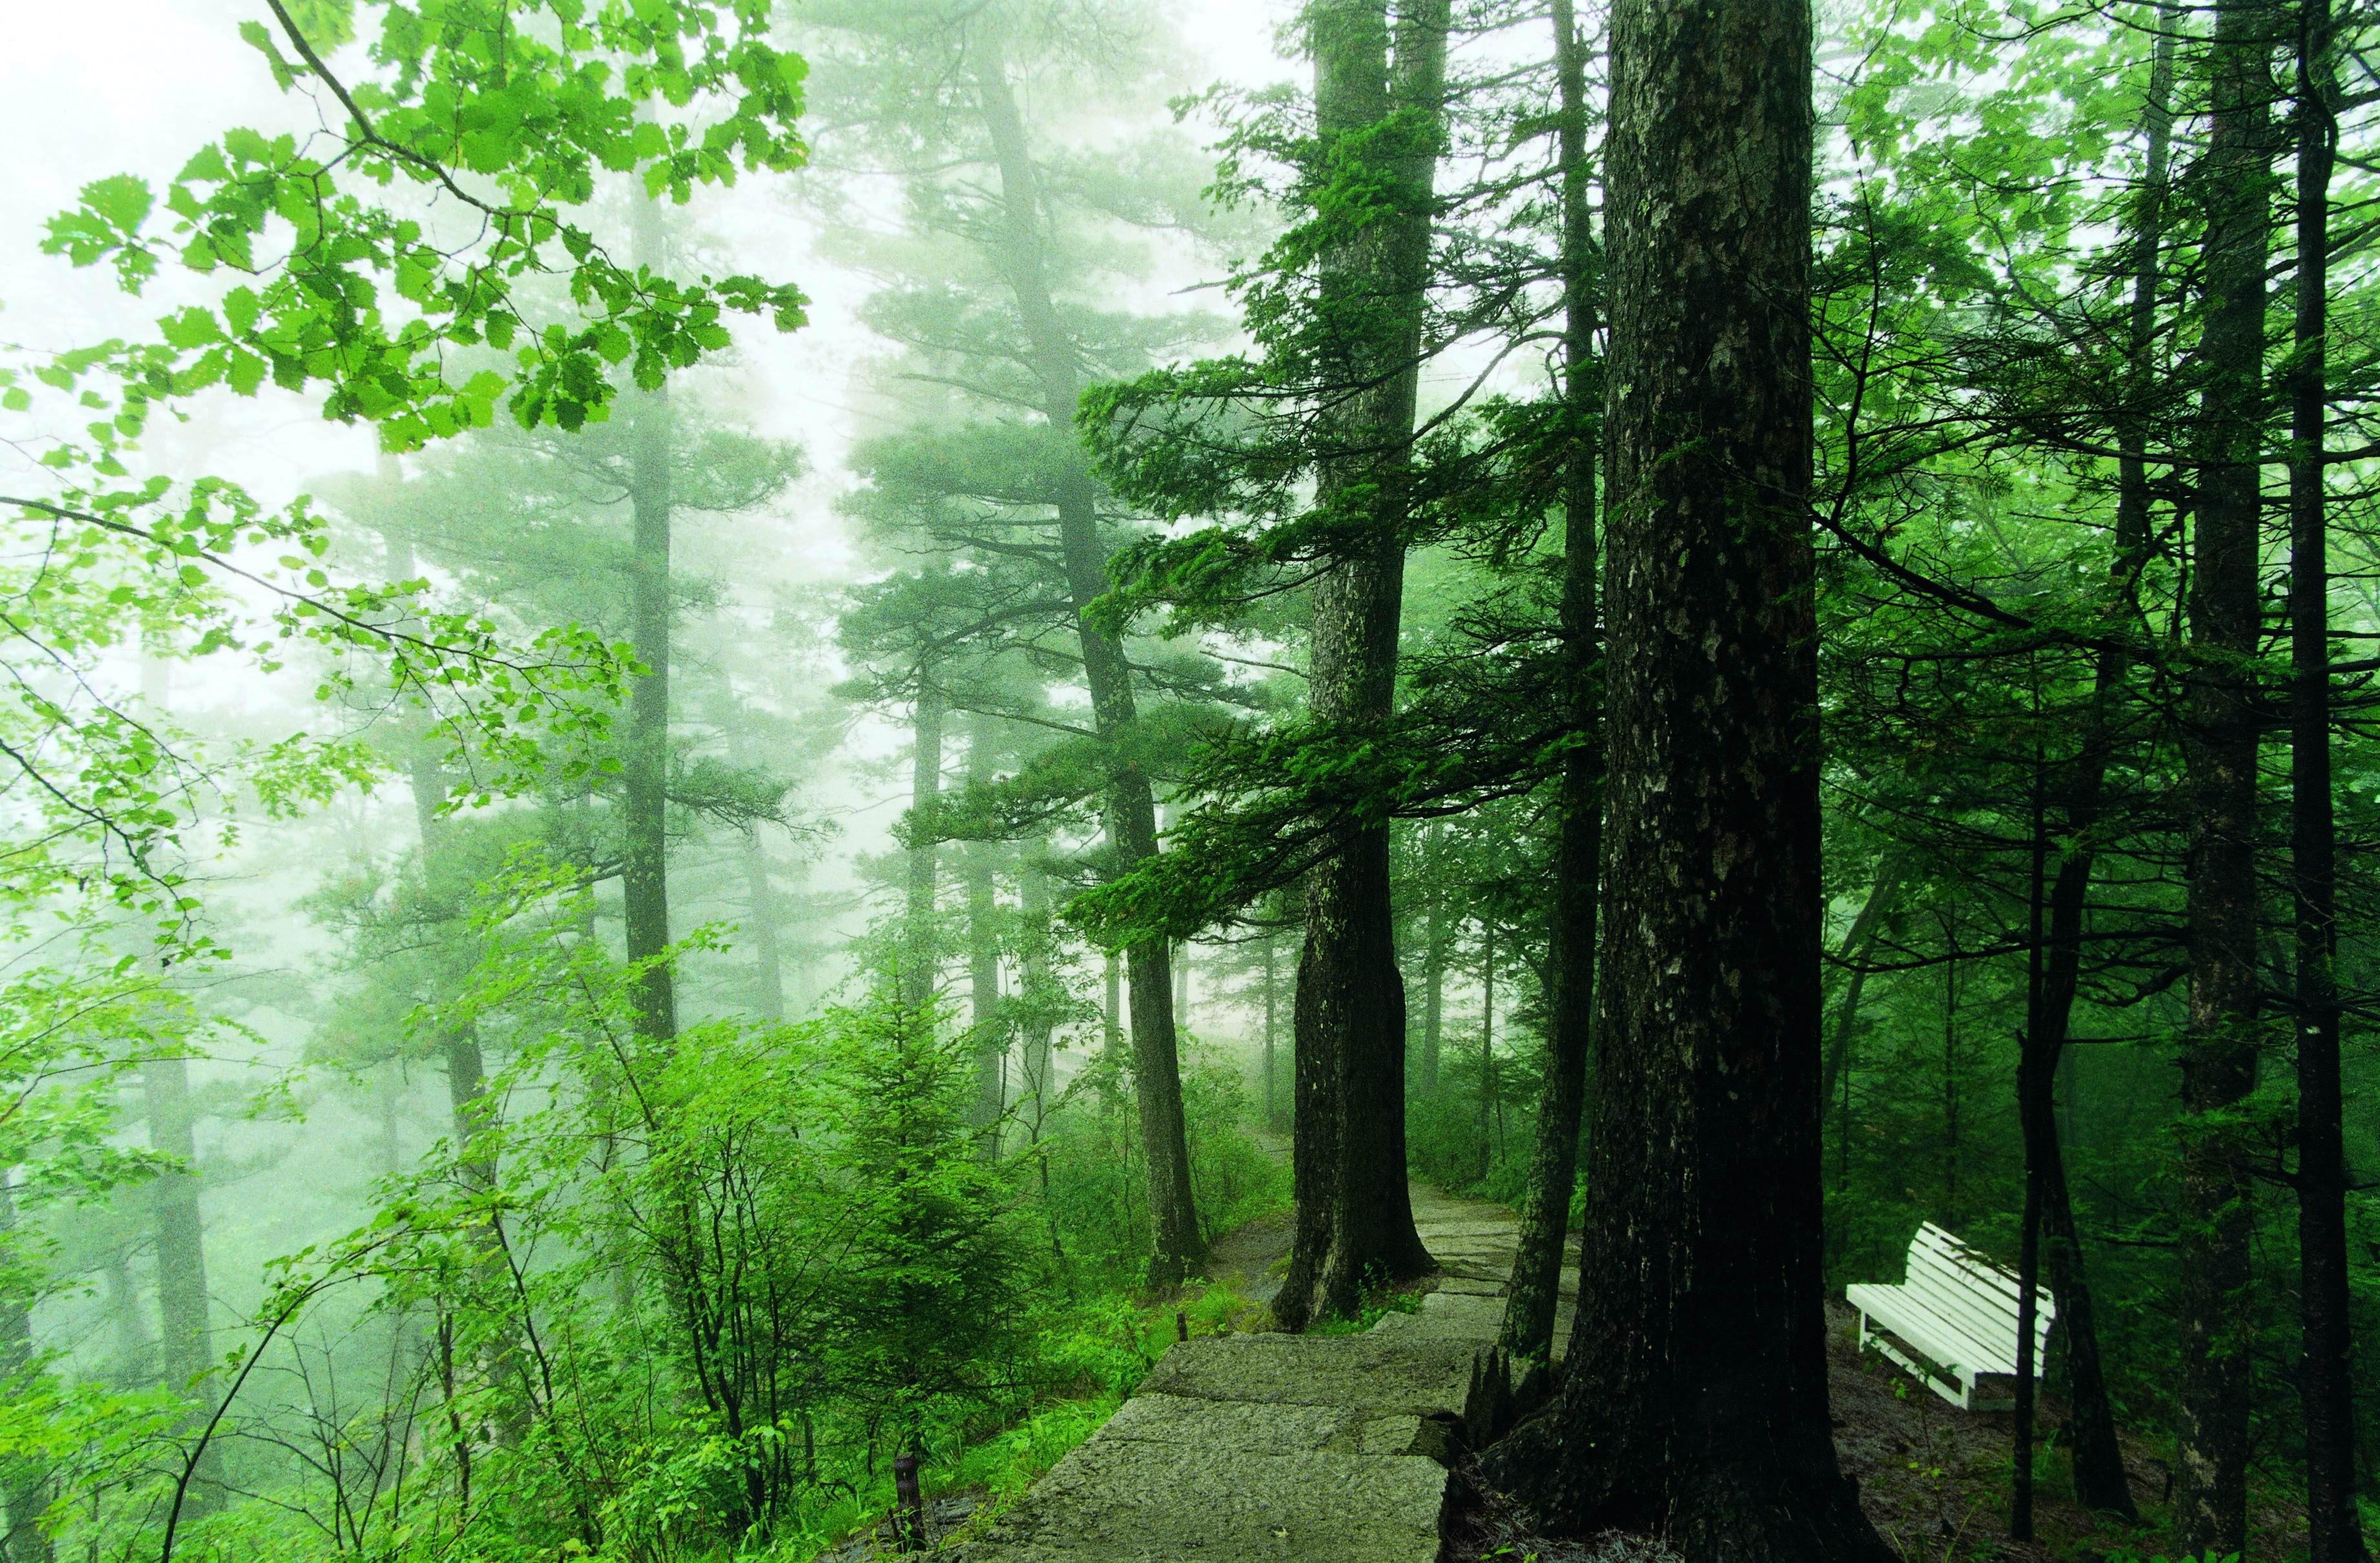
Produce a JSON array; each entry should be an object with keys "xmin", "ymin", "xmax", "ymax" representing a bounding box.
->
[{"xmin": 946, "ymin": 1187, "xmax": 1577, "ymax": 1563}]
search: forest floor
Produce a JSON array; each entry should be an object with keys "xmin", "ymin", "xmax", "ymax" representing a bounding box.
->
[
  {"xmin": 1448, "ymin": 1294, "xmax": 2310, "ymax": 1563},
  {"xmin": 1824, "ymin": 1301, "xmax": 2308, "ymax": 1561}
]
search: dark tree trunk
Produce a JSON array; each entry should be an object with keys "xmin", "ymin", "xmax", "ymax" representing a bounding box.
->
[
  {"xmin": 1482, "ymin": 0, "xmax": 1886, "ymax": 1544},
  {"xmin": 1818, "ymin": 860, "xmax": 1903, "ymax": 1113},
  {"xmin": 2002, "ymin": 37, "xmax": 2183, "ymax": 1518},
  {"xmin": 744, "ymin": 824, "xmax": 785, "ymax": 1023},
  {"xmin": 2176, "ymin": 0, "xmax": 2271, "ymax": 1544},
  {"xmin": 2016, "ymin": 752, "xmax": 2051, "ymax": 1541},
  {"xmin": 967, "ymin": 715, "xmax": 1006, "ymax": 1151},
  {"xmin": 976, "ymin": 51, "xmax": 1202, "ymax": 1284},
  {"xmin": 1502, "ymin": 0, "xmax": 1599, "ymax": 1365},
  {"xmin": 622, "ymin": 190, "xmax": 677, "ymax": 1045},
  {"xmin": 0, "ymin": 1173, "xmax": 52, "ymax": 1563},
  {"xmin": 2291, "ymin": 6, "xmax": 2363, "ymax": 1553},
  {"xmin": 901, "ymin": 674, "xmax": 944, "ymax": 1009},
  {"xmin": 1276, "ymin": 0, "xmax": 1447, "ymax": 1332}
]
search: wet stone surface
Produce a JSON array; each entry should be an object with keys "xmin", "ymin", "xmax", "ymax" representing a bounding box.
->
[{"xmin": 941, "ymin": 1187, "xmax": 1567, "ymax": 1563}]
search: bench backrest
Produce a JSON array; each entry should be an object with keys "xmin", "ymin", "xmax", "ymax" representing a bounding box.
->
[{"xmin": 1902, "ymin": 1223, "xmax": 2053, "ymax": 1371}]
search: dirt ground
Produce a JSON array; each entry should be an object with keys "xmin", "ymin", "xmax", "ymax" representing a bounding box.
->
[{"xmin": 1449, "ymin": 1299, "xmax": 2309, "ymax": 1562}]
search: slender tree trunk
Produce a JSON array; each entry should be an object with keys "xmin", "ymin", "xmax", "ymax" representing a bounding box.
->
[
  {"xmin": 622, "ymin": 189, "xmax": 677, "ymax": 1045},
  {"xmin": 901, "ymin": 674, "xmax": 944, "ymax": 1009},
  {"xmin": 1278, "ymin": 0, "xmax": 1448, "ymax": 1330},
  {"xmin": 1422, "ymin": 899, "xmax": 1444, "ymax": 1097},
  {"xmin": 2176, "ymin": 0, "xmax": 2271, "ymax": 1544},
  {"xmin": 744, "ymin": 824, "xmax": 785, "ymax": 1022},
  {"xmin": 2015, "ymin": 746, "xmax": 2051, "ymax": 1542},
  {"xmin": 1018, "ymin": 866, "xmax": 1057, "ymax": 1137},
  {"xmin": 967, "ymin": 716, "xmax": 1006, "ymax": 1153},
  {"xmin": 1477, "ymin": 923, "xmax": 1497, "ymax": 1182},
  {"xmin": 1818, "ymin": 860, "xmax": 1904, "ymax": 1112},
  {"xmin": 145, "ymin": 1054, "xmax": 221, "ymax": 1517},
  {"xmin": 1263, "ymin": 931, "xmax": 1281, "ymax": 1128},
  {"xmin": 1502, "ymin": 0, "xmax": 1599, "ymax": 1363},
  {"xmin": 0, "ymin": 1172, "xmax": 53, "ymax": 1563},
  {"xmin": 1483, "ymin": 0, "xmax": 1886, "ymax": 1542},
  {"xmin": 1104, "ymin": 953, "xmax": 1122, "ymax": 1059},
  {"xmin": 2291, "ymin": 8, "xmax": 2363, "ymax": 1553},
  {"xmin": 975, "ymin": 49, "xmax": 1203, "ymax": 1283}
]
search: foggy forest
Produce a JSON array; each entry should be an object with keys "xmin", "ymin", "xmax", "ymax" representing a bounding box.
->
[{"xmin": 1, "ymin": 0, "xmax": 2375, "ymax": 1560}]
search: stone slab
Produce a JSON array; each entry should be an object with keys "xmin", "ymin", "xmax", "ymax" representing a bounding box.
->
[
  {"xmin": 946, "ymin": 1440, "xmax": 1448, "ymax": 1563},
  {"xmin": 1139, "ymin": 1334, "xmax": 1488, "ymax": 1423}
]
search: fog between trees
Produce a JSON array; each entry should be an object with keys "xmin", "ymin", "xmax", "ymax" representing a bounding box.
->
[{"xmin": 0, "ymin": 1, "xmax": 2377, "ymax": 1561}]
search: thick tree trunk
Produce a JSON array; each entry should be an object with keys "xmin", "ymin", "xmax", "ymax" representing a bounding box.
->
[
  {"xmin": 2176, "ymin": 0, "xmax": 2270, "ymax": 1544},
  {"xmin": 967, "ymin": 716, "xmax": 1006, "ymax": 1152},
  {"xmin": 1502, "ymin": 0, "xmax": 1599, "ymax": 1365},
  {"xmin": 0, "ymin": 1173, "xmax": 52, "ymax": 1563},
  {"xmin": 2290, "ymin": 9, "xmax": 2363, "ymax": 1554},
  {"xmin": 901, "ymin": 675, "xmax": 944, "ymax": 1009},
  {"xmin": 976, "ymin": 51, "xmax": 1202, "ymax": 1283},
  {"xmin": 1482, "ymin": 0, "xmax": 1887, "ymax": 1544},
  {"xmin": 1277, "ymin": 0, "xmax": 1447, "ymax": 1331},
  {"xmin": 622, "ymin": 190, "xmax": 677, "ymax": 1045}
]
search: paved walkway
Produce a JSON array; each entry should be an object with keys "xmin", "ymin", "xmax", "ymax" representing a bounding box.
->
[{"xmin": 948, "ymin": 1187, "xmax": 1575, "ymax": 1563}]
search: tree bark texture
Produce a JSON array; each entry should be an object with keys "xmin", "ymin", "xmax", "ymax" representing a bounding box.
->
[
  {"xmin": 976, "ymin": 48, "xmax": 1202, "ymax": 1283},
  {"xmin": 622, "ymin": 189, "xmax": 677, "ymax": 1045},
  {"xmin": 1502, "ymin": 0, "xmax": 1599, "ymax": 1365},
  {"xmin": 2290, "ymin": 6, "xmax": 2363, "ymax": 1552},
  {"xmin": 1277, "ymin": 0, "xmax": 1448, "ymax": 1331},
  {"xmin": 1482, "ymin": 0, "xmax": 1888, "ymax": 1546},
  {"xmin": 2176, "ymin": 0, "xmax": 2271, "ymax": 1543}
]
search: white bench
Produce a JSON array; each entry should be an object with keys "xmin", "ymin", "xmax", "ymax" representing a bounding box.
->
[{"xmin": 1846, "ymin": 1222, "xmax": 2052, "ymax": 1412}]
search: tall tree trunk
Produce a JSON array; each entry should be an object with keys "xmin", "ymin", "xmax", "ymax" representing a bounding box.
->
[
  {"xmin": 1421, "ymin": 898, "xmax": 1444, "ymax": 1097},
  {"xmin": 2016, "ymin": 745, "xmax": 2052, "ymax": 1541},
  {"xmin": 1477, "ymin": 923, "xmax": 1497, "ymax": 1181},
  {"xmin": 1818, "ymin": 860, "xmax": 1904, "ymax": 1113},
  {"xmin": 2003, "ymin": 36, "xmax": 2184, "ymax": 1517},
  {"xmin": 744, "ymin": 824, "xmax": 785, "ymax": 1022},
  {"xmin": 0, "ymin": 1173, "xmax": 52, "ymax": 1563},
  {"xmin": 975, "ymin": 48, "xmax": 1202, "ymax": 1283},
  {"xmin": 901, "ymin": 673, "xmax": 944, "ymax": 1009},
  {"xmin": 1018, "ymin": 865, "xmax": 1057, "ymax": 1138},
  {"xmin": 2290, "ymin": 6, "xmax": 2363, "ymax": 1553},
  {"xmin": 622, "ymin": 189, "xmax": 677, "ymax": 1045},
  {"xmin": 1482, "ymin": 0, "xmax": 1887, "ymax": 1542},
  {"xmin": 1263, "ymin": 931, "xmax": 1281, "ymax": 1128},
  {"xmin": 1502, "ymin": 0, "xmax": 1599, "ymax": 1363},
  {"xmin": 967, "ymin": 715, "xmax": 1006, "ymax": 1152},
  {"xmin": 1278, "ymin": 0, "xmax": 1448, "ymax": 1331},
  {"xmin": 145, "ymin": 1054, "xmax": 221, "ymax": 1517},
  {"xmin": 2176, "ymin": 0, "xmax": 2271, "ymax": 1544}
]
